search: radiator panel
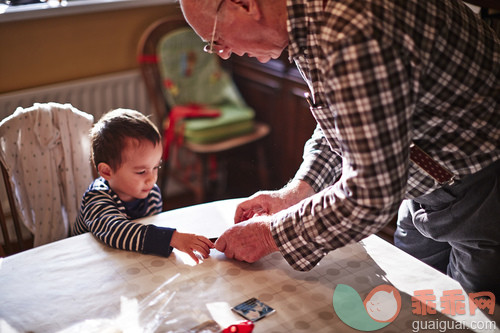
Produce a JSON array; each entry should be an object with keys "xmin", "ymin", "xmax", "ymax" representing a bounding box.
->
[{"xmin": 0, "ymin": 70, "xmax": 153, "ymax": 121}]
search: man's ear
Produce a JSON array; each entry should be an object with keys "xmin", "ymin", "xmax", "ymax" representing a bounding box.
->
[
  {"xmin": 229, "ymin": 0, "xmax": 261, "ymax": 20},
  {"xmin": 98, "ymin": 162, "xmax": 113, "ymax": 180}
]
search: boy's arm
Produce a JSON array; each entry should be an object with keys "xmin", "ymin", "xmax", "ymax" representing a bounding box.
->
[{"xmin": 79, "ymin": 190, "xmax": 174, "ymax": 257}]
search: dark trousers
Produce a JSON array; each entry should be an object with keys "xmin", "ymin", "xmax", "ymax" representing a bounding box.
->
[{"xmin": 394, "ymin": 159, "xmax": 500, "ymax": 301}]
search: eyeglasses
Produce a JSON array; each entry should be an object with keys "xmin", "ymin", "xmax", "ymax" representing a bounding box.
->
[{"xmin": 204, "ymin": 0, "xmax": 226, "ymax": 54}]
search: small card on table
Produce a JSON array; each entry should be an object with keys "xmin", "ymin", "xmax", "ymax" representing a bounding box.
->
[{"xmin": 231, "ymin": 297, "xmax": 276, "ymax": 322}]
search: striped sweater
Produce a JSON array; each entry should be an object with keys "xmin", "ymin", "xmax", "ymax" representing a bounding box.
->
[{"xmin": 72, "ymin": 177, "xmax": 174, "ymax": 257}]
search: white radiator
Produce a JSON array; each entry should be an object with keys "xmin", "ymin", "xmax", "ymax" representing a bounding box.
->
[{"xmin": 0, "ymin": 70, "xmax": 154, "ymax": 122}]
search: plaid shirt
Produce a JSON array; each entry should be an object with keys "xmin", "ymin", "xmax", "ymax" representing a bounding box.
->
[{"xmin": 271, "ymin": 0, "xmax": 500, "ymax": 270}]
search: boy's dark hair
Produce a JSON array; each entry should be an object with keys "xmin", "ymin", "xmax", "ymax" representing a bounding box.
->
[{"xmin": 91, "ymin": 109, "xmax": 162, "ymax": 171}]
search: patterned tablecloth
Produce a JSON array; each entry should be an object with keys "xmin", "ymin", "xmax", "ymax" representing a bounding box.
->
[{"xmin": 0, "ymin": 199, "xmax": 498, "ymax": 333}]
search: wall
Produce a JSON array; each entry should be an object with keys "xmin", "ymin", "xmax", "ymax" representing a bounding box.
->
[{"xmin": 0, "ymin": 3, "xmax": 182, "ymax": 93}]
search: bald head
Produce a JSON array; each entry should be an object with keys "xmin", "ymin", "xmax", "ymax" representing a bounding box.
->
[
  {"xmin": 179, "ymin": 0, "xmax": 289, "ymax": 63},
  {"xmin": 179, "ymin": 0, "xmax": 217, "ymax": 41}
]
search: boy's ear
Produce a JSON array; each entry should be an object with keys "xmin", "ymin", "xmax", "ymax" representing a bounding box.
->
[
  {"xmin": 229, "ymin": 0, "xmax": 261, "ymax": 20},
  {"xmin": 97, "ymin": 162, "xmax": 113, "ymax": 180}
]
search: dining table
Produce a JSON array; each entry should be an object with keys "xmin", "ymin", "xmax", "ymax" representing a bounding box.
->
[{"xmin": 0, "ymin": 198, "xmax": 498, "ymax": 333}]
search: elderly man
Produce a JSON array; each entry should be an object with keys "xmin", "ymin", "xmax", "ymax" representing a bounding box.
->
[{"xmin": 179, "ymin": 0, "xmax": 500, "ymax": 299}]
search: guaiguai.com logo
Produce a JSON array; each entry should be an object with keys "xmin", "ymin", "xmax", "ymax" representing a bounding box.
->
[{"xmin": 332, "ymin": 284, "xmax": 402, "ymax": 331}]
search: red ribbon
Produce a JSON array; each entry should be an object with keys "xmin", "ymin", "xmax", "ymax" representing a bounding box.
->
[
  {"xmin": 137, "ymin": 54, "xmax": 158, "ymax": 64},
  {"xmin": 163, "ymin": 104, "xmax": 220, "ymax": 160}
]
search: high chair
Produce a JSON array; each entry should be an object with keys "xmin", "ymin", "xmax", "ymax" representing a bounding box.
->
[{"xmin": 137, "ymin": 16, "xmax": 270, "ymax": 203}]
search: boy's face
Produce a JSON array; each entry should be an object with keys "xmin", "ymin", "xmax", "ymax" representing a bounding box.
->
[{"xmin": 105, "ymin": 138, "xmax": 163, "ymax": 202}]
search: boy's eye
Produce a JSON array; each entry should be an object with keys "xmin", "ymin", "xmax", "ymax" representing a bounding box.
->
[{"xmin": 136, "ymin": 170, "xmax": 146, "ymax": 175}]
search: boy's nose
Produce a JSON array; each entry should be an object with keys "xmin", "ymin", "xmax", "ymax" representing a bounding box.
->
[{"xmin": 146, "ymin": 173, "xmax": 157, "ymax": 185}]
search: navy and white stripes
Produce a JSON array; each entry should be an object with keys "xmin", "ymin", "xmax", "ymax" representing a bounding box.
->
[{"xmin": 73, "ymin": 177, "xmax": 173, "ymax": 256}]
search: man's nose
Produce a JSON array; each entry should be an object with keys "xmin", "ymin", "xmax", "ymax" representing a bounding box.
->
[{"xmin": 217, "ymin": 47, "xmax": 232, "ymax": 60}]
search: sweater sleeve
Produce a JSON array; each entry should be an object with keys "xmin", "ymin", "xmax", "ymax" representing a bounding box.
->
[{"xmin": 75, "ymin": 189, "xmax": 174, "ymax": 257}]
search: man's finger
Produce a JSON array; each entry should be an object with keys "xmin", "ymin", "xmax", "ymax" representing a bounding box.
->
[
  {"xmin": 225, "ymin": 249, "xmax": 235, "ymax": 259},
  {"xmin": 234, "ymin": 207, "xmax": 244, "ymax": 223},
  {"xmin": 214, "ymin": 236, "xmax": 227, "ymax": 252}
]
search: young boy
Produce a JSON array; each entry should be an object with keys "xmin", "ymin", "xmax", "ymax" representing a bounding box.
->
[{"xmin": 72, "ymin": 109, "xmax": 213, "ymax": 262}]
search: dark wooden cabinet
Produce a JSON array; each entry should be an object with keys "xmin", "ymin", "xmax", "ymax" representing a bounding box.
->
[{"xmin": 225, "ymin": 54, "xmax": 317, "ymax": 189}]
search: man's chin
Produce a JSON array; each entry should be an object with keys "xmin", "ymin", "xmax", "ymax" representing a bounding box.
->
[
  {"xmin": 256, "ymin": 52, "xmax": 283, "ymax": 63},
  {"xmin": 256, "ymin": 58, "xmax": 272, "ymax": 63},
  {"xmin": 253, "ymin": 54, "xmax": 275, "ymax": 63}
]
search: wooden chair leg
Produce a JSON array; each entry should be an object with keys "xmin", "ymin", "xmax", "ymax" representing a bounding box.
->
[
  {"xmin": 256, "ymin": 143, "xmax": 270, "ymax": 189},
  {"xmin": 2, "ymin": 164, "xmax": 26, "ymax": 253},
  {"xmin": 197, "ymin": 154, "xmax": 209, "ymax": 203},
  {"xmin": 0, "ymin": 200, "xmax": 13, "ymax": 255},
  {"xmin": 214, "ymin": 155, "xmax": 228, "ymax": 199}
]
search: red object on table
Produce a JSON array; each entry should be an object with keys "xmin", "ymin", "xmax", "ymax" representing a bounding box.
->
[{"xmin": 222, "ymin": 320, "xmax": 255, "ymax": 333}]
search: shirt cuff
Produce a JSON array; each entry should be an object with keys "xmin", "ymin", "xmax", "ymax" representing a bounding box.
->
[
  {"xmin": 270, "ymin": 209, "xmax": 326, "ymax": 271},
  {"xmin": 142, "ymin": 224, "xmax": 175, "ymax": 257}
]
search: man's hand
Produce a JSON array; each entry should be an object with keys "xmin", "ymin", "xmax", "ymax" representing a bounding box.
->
[
  {"xmin": 215, "ymin": 218, "xmax": 279, "ymax": 263},
  {"xmin": 234, "ymin": 180, "xmax": 315, "ymax": 223},
  {"xmin": 170, "ymin": 231, "xmax": 214, "ymax": 263}
]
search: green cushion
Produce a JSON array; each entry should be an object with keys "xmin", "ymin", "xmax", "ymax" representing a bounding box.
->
[
  {"xmin": 182, "ymin": 105, "xmax": 255, "ymax": 143},
  {"xmin": 157, "ymin": 28, "xmax": 256, "ymax": 144}
]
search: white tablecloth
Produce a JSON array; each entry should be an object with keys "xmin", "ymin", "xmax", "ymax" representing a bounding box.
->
[{"xmin": 0, "ymin": 199, "xmax": 498, "ymax": 332}]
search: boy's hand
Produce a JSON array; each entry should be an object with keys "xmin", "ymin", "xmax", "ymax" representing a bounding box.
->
[{"xmin": 170, "ymin": 231, "xmax": 214, "ymax": 263}]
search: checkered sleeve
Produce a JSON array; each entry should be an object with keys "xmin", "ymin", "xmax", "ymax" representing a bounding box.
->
[
  {"xmin": 293, "ymin": 124, "xmax": 343, "ymax": 192},
  {"xmin": 272, "ymin": 36, "xmax": 412, "ymax": 271}
]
